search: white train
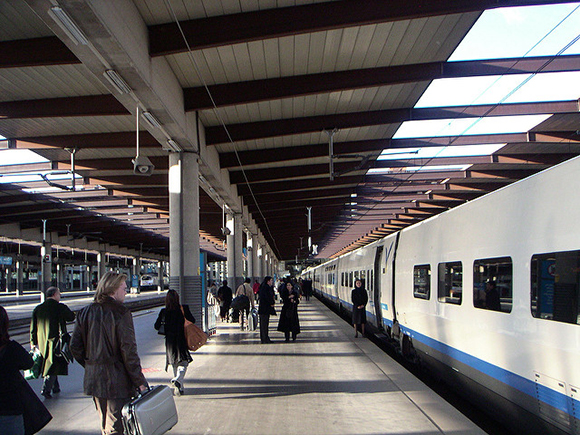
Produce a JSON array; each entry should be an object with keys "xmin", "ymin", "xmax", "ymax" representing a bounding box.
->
[{"xmin": 303, "ymin": 155, "xmax": 580, "ymax": 435}]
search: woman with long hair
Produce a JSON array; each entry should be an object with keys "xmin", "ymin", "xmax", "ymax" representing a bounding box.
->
[
  {"xmin": 71, "ymin": 271, "xmax": 148, "ymax": 435},
  {"xmin": 0, "ymin": 306, "xmax": 34, "ymax": 435},
  {"xmin": 154, "ymin": 290, "xmax": 195, "ymax": 396},
  {"xmin": 277, "ymin": 281, "xmax": 301, "ymax": 342}
]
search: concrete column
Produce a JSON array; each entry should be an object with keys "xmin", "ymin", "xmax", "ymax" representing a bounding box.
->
[
  {"xmin": 16, "ymin": 260, "xmax": 24, "ymax": 296},
  {"xmin": 251, "ymin": 236, "xmax": 259, "ymax": 282},
  {"xmin": 246, "ymin": 232, "xmax": 254, "ymax": 284},
  {"xmin": 98, "ymin": 251, "xmax": 106, "ymax": 281},
  {"xmin": 158, "ymin": 261, "xmax": 165, "ymax": 292},
  {"xmin": 41, "ymin": 243, "xmax": 51, "ymax": 297},
  {"xmin": 169, "ymin": 152, "xmax": 202, "ymax": 320},
  {"xmin": 84, "ymin": 265, "xmax": 91, "ymax": 292},
  {"xmin": 226, "ymin": 214, "xmax": 235, "ymax": 290}
]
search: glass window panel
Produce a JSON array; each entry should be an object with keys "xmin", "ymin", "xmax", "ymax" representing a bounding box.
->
[
  {"xmin": 414, "ymin": 265, "xmax": 431, "ymax": 299},
  {"xmin": 531, "ymin": 250, "xmax": 580, "ymax": 325},
  {"xmin": 473, "ymin": 257, "xmax": 512, "ymax": 313},
  {"xmin": 438, "ymin": 261, "xmax": 462, "ymax": 305}
]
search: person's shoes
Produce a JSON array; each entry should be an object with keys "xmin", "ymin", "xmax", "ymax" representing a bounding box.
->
[
  {"xmin": 52, "ymin": 387, "xmax": 61, "ymax": 394},
  {"xmin": 171, "ymin": 380, "xmax": 182, "ymax": 396},
  {"xmin": 292, "ymin": 337, "xmax": 296, "ymax": 341},
  {"xmin": 355, "ymin": 333, "xmax": 358, "ymax": 338},
  {"xmin": 285, "ymin": 338, "xmax": 289, "ymax": 342},
  {"xmin": 41, "ymin": 391, "xmax": 52, "ymax": 399}
]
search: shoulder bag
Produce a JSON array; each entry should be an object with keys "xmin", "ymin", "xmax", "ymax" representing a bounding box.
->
[
  {"xmin": 53, "ymin": 316, "xmax": 73, "ymax": 364},
  {"xmin": 181, "ymin": 306, "xmax": 208, "ymax": 351}
]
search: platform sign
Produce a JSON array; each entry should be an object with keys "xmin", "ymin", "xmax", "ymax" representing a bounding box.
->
[
  {"xmin": 0, "ymin": 256, "xmax": 13, "ymax": 266},
  {"xmin": 131, "ymin": 274, "xmax": 139, "ymax": 288}
]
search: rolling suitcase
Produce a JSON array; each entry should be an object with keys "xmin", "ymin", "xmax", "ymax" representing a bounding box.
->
[
  {"xmin": 248, "ymin": 308, "xmax": 258, "ymax": 331},
  {"xmin": 122, "ymin": 385, "xmax": 178, "ymax": 435}
]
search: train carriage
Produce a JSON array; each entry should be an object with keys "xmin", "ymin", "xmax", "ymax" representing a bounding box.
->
[{"xmin": 303, "ymin": 155, "xmax": 580, "ymax": 435}]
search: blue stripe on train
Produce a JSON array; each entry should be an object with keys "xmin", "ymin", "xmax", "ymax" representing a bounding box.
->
[{"xmin": 319, "ymin": 290, "xmax": 576, "ymax": 419}]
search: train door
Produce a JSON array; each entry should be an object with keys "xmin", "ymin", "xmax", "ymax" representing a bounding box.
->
[{"xmin": 374, "ymin": 245, "xmax": 383, "ymax": 329}]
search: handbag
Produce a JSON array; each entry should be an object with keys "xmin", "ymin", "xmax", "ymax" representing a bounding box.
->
[
  {"xmin": 181, "ymin": 306, "xmax": 207, "ymax": 351},
  {"xmin": 157, "ymin": 312, "xmax": 166, "ymax": 335},
  {"xmin": 54, "ymin": 332, "xmax": 73, "ymax": 364},
  {"xmin": 184, "ymin": 323, "xmax": 208, "ymax": 352},
  {"xmin": 230, "ymin": 294, "xmax": 250, "ymax": 310},
  {"xmin": 24, "ymin": 349, "xmax": 43, "ymax": 380},
  {"xmin": 21, "ymin": 374, "xmax": 53, "ymax": 434}
]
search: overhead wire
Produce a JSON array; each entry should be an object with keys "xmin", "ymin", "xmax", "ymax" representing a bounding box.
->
[
  {"xmin": 162, "ymin": 0, "xmax": 283, "ymax": 260},
  {"xmin": 329, "ymin": 4, "xmax": 580, "ymax": 256}
]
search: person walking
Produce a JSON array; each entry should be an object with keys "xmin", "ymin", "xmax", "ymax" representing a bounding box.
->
[
  {"xmin": 154, "ymin": 290, "xmax": 195, "ymax": 396},
  {"xmin": 217, "ymin": 280, "xmax": 233, "ymax": 322},
  {"xmin": 30, "ymin": 286, "xmax": 75, "ymax": 399},
  {"xmin": 277, "ymin": 281, "xmax": 301, "ymax": 342},
  {"xmin": 70, "ymin": 272, "xmax": 148, "ymax": 435},
  {"xmin": 0, "ymin": 306, "xmax": 35, "ymax": 435},
  {"xmin": 235, "ymin": 278, "xmax": 256, "ymax": 330},
  {"xmin": 258, "ymin": 276, "xmax": 276, "ymax": 344},
  {"xmin": 351, "ymin": 279, "xmax": 368, "ymax": 337}
]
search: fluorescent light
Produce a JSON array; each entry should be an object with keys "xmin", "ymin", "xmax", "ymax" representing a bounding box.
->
[
  {"xmin": 141, "ymin": 111, "xmax": 162, "ymax": 129},
  {"xmin": 103, "ymin": 69, "xmax": 132, "ymax": 94},
  {"xmin": 164, "ymin": 139, "xmax": 182, "ymax": 152},
  {"xmin": 49, "ymin": 6, "xmax": 89, "ymax": 45}
]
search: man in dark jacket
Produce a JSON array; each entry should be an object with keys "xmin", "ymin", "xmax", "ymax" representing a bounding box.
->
[
  {"xmin": 30, "ymin": 286, "xmax": 75, "ymax": 399},
  {"xmin": 258, "ymin": 276, "xmax": 275, "ymax": 344},
  {"xmin": 71, "ymin": 272, "xmax": 148, "ymax": 435}
]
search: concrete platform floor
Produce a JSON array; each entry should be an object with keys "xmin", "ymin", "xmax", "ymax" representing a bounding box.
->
[{"xmin": 31, "ymin": 298, "xmax": 486, "ymax": 435}]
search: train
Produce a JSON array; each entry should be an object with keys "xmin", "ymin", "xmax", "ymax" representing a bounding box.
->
[{"xmin": 302, "ymin": 155, "xmax": 580, "ymax": 435}]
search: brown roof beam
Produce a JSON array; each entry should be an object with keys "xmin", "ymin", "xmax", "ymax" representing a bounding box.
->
[
  {"xmin": 149, "ymin": 0, "xmax": 572, "ymax": 56},
  {"xmin": 0, "ymin": 95, "xmax": 127, "ymax": 119},
  {"xmin": 207, "ymin": 101, "xmax": 578, "ymax": 144},
  {"xmin": 0, "ymin": 36, "xmax": 78, "ymax": 68},
  {"xmin": 186, "ymin": 55, "xmax": 580, "ymax": 111}
]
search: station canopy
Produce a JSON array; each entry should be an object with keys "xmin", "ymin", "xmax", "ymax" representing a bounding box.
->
[{"xmin": 1, "ymin": 0, "xmax": 579, "ymax": 262}]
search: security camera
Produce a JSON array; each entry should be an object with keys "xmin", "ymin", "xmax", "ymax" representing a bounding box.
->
[
  {"xmin": 132, "ymin": 155, "xmax": 155, "ymax": 176},
  {"xmin": 221, "ymin": 227, "xmax": 231, "ymax": 236}
]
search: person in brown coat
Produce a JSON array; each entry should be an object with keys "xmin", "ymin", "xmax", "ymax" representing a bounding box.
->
[{"xmin": 71, "ymin": 272, "xmax": 148, "ymax": 435}]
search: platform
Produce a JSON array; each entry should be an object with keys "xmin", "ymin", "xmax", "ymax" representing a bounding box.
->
[{"xmin": 27, "ymin": 298, "xmax": 485, "ymax": 435}]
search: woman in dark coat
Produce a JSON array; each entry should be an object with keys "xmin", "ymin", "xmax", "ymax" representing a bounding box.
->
[
  {"xmin": 0, "ymin": 305, "xmax": 35, "ymax": 434},
  {"xmin": 277, "ymin": 282, "xmax": 301, "ymax": 341},
  {"xmin": 154, "ymin": 290, "xmax": 195, "ymax": 396},
  {"xmin": 351, "ymin": 279, "xmax": 368, "ymax": 337}
]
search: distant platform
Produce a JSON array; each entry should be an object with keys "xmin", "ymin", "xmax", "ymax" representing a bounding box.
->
[{"xmin": 25, "ymin": 297, "xmax": 485, "ymax": 435}]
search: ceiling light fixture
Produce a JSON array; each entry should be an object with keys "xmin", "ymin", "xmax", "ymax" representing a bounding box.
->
[
  {"xmin": 141, "ymin": 111, "xmax": 162, "ymax": 129},
  {"xmin": 103, "ymin": 69, "xmax": 132, "ymax": 94},
  {"xmin": 49, "ymin": 6, "xmax": 89, "ymax": 45},
  {"xmin": 164, "ymin": 139, "xmax": 182, "ymax": 152}
]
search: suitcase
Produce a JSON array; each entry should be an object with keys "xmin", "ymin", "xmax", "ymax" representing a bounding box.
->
[
  {"xmin": 248, "ymin": 308, "xmax": 258, "ymax": 331},
  {"xmin": 122, "ymin": 385, "xmax": 178, "ymax": 435}
]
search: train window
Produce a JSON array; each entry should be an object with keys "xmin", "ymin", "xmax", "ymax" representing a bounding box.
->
[
  {"xmin": 437, "ymin": 262, "xmax": 462, "ymax": 305},
  {"xmin": 413, "ymin": 265, "xmax": 431, "ymax": 299},
  {"xmin": 473, "ymin": 257, "xmax": 512, "ymax": 313},
  {"xmin": 349, "ymin": 272, "xmax": 353, "ymax": 288},
  {"xmin": 531, "ymin": 250, "xmax": 580, "ymax": 325}
]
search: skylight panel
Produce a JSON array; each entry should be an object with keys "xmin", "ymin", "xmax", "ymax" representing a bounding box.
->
[
  {"xmin": 378, "ymin": 144, "xmax": 506, "ymax": 160},
  {"xmin": 416, "ymin": 71, "xmax": 580, "ymax": 108},
  {"xmin": 449, "ymin": 3, "xmax": 580, "ymax": 61},
  {"xmin": 393, "ymin": 114, "xmax": 551, "ymax": 139},
  {"xmin": 368, "ymin": 164, "xmax": 472, "ymax": 175},
  {"xmin": 0, "ymin": 149, "xmax": 49, "ymax": 165}
]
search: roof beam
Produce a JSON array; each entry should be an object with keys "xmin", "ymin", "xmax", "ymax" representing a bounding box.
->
[
  {"xmin": 207, "ymin": 101, "xmax": 579, "ymax": 144},
  {"xmin": 0, "ymin": 36, "xmax": 78, "ymax": 68},
  {"xmin": 0, "ymin": 95, "xmax": 127, "ymax": 119},
  {"xmin": 186, "ymin": 55, "xmax": 580, "ymax": 111},
  {"xmin": 149, "ymin": 0, "xmax": 571, "ymax": 56}
]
